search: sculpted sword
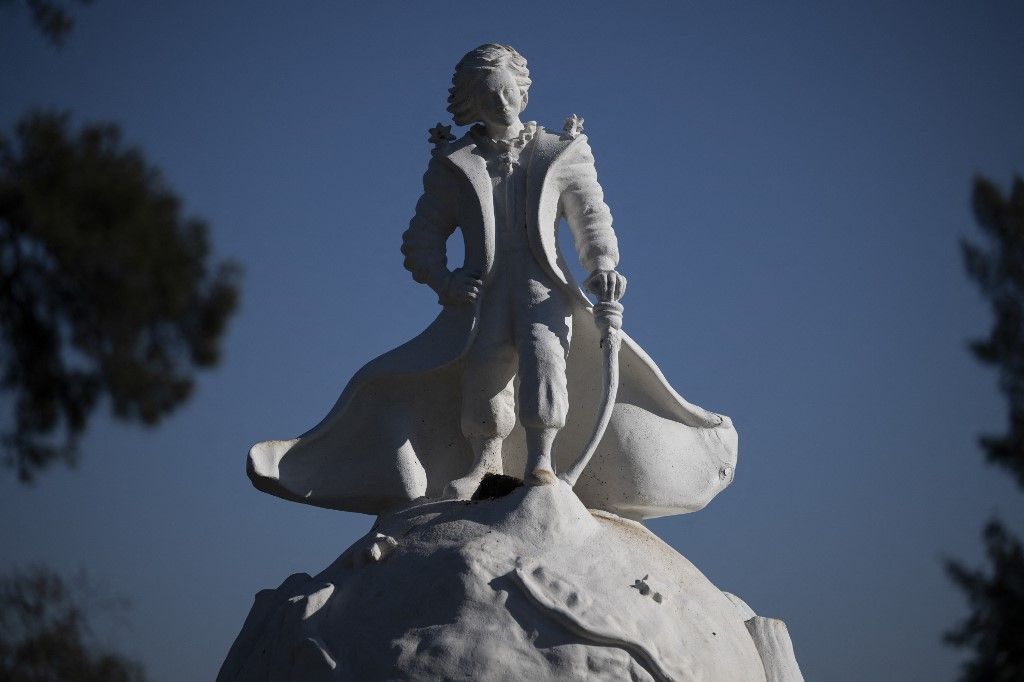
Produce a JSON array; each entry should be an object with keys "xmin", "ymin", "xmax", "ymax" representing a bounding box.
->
[{"xmin": 560, "ymin": 291, "xmax": 624, "ymax": 487}]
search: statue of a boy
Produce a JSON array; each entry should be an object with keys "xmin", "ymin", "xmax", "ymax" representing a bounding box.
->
[
  {"xmin": 247, "ymin": 44, "xmax": 738, "ymax": 520},
  {"xmin": 403, "ymin": 44, "xmax": 626, "ymax": 494}
]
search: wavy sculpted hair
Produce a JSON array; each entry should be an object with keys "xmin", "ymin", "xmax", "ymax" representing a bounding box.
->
[{"xmin": 447, "ymin": 44, "xmax": 531, "ymax": 126}]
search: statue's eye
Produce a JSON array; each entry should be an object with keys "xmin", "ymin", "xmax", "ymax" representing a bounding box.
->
[{"xmin": 718, "ymin": 465, "xmax": 733, "ymax": 481}]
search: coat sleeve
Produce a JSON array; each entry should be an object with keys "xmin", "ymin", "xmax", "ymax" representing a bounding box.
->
[
  {"xmin": 556, "ymin": 137, "xmax": 619, "ymax": 273},
  {"xmin": 401, "ymin": 155, "xmax": 459, "ymax": 292}
]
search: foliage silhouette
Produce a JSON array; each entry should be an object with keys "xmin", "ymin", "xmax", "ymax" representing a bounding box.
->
[
  {"xmin": 0, "ymin": 111, "xmax": 240, "ymax": 481},
  {"xmin": 0, "ymin": 0, "xmax": 94, "ymax": 46},
  {"xmin": 0, "ymin": 566, "xmax": 146, "ymax": 681},
  {"xmin": 945, "ymin": 520, "xmax": 1024, "ymax": 682},
  {"xmin": 946, "ymin": 175, "xmax": 1024, "ymax": 681},
  {"xmin": 961, "ymin": 175, "xmax": 1024, "ymax": 487}
]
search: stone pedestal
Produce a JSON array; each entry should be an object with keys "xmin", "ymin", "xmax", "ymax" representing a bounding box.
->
[{"xmin": 219, "ymin": 480, "xmax": 802, "ymax": 681}]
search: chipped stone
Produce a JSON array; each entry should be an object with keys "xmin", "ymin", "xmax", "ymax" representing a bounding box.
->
[
  {"xmin": 302, "ymin": 583, "xmax": 335, "ymax": 620},
  {"xmin": 630, "ymin": 574, "xmax": 652, "ymax": 596},
  {"xmin": 367, "ymin": 533, "xmax": 398, "ymax": 562}
]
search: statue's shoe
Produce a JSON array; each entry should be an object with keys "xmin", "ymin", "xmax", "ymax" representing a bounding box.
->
[
  {"xmin": 526, "ymin": 468, "xmax": 557, "ymax": 486},
  {"xmin": 442, "ymin": 470, "xmax": 490, "ymax": 500}
]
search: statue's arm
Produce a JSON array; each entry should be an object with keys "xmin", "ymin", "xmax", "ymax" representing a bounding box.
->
[
  {"xmin": 401, "ymin": 156, "xmax": 459, "ymax": 297},
  {"xmin": 557, "ymin": 138, "xmax": 619, "ymax": 275}
]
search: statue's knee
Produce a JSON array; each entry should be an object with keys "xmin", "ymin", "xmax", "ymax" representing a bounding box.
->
[
  {"xmin": 518, "ymin": 351, "xmax": 568, "ymax": 432},
  {"xmin": 519, "ymin": 388, "xmax": 568, "ymax": 432},
  {"xmin": 461, "ymin": 400, "xmax": 516, "ymax": 442}
]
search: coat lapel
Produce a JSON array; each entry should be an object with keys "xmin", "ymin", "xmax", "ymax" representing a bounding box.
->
[
  {"xmin": 439, "ymin": 128, "xmax": 582, "ymax": 291},
  {"xmin": 442, "ymin": 137, "xmax": 496, "ymax": 278},
  {"xmin": 527, "ymin": 129, "xmax": 584, "ymax": 288}
]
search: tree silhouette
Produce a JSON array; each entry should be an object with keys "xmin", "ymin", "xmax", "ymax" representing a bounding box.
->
[
  {"xmin": 0, "ymin": 111, "xmax": 240, "ymax": 481},
  {"xmin": 945, "ymin": 175, "xmax": 1024, "ymax": 681},
  {"xmin": 0, "ymin": 566, "xmax": 146, "ymax": 681},
  {"xmin": 0, "ymin": 0, "xmax": 94, "ymax": 46},
  {"xmin": 961, "ymin": 176, "xmax": 1024, "ymax": 487},
  {"xmin": 1, "ymin": 9, "xmax": 229, "ymax": 680}
]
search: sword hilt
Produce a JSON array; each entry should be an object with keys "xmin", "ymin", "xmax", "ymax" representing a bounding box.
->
[
  {"xmin": 594, "ymin": 300, "xmax": 623, "ymax": 330},
  {"xmin": 594, "ymin": 300, "xmax": 623, "ymax": 348}
]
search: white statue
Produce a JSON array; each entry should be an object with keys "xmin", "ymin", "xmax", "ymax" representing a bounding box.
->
[
  {"xmin": 223, "ymin": 44, "xmax": 804, "ymax": 682},
  {"xmin": 247, "ymin": 44, "xmax": 738, "ymax": 520}
]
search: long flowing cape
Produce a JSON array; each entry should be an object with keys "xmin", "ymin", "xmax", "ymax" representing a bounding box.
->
[
  {"xmin": 248, "ymin": 128, "xmax": 738, "ymax": 521},
  {"xmin": 249, "ymin": 290, "xmax": 737, "ymax": 520}
]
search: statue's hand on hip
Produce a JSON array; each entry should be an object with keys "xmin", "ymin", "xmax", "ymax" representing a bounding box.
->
[
  {"xmin": 585, "ymin": 269, "xmax": 627, "ymax": 303},
  {"xmin": 439, "ymin": 268, "xmax": 483, "ymax": 306}
]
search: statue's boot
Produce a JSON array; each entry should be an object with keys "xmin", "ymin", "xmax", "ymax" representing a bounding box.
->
[{"xmin": 443, "ymin": 437, "xmax": 503, "ymax": 500}]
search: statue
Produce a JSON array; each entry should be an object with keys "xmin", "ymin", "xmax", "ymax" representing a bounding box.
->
[
  {"xmin": 247, "ymin": 43, "xmax": 738, "ymax": 520},
  {"xmin": 222, "ymin": 45, "xmax": 804, "ymax": 682}
]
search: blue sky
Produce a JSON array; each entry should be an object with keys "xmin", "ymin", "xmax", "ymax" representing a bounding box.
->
[{"xmin": 2, "ymin": 2, "xmax": 1023, "ymax": 680}]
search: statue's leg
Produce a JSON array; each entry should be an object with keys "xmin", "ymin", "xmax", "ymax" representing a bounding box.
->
[
  {"xmin": 444, "ymin": 307, "xmax": 517, "ymax": 500},
  {"xmin": 517, "ymin": 270, "xmax": 573, "ymax": 486}
]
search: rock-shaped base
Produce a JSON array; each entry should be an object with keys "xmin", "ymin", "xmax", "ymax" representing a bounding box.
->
[{"xmin": 219, "ymin": 481, "xmax": 802, "ymax": 681}]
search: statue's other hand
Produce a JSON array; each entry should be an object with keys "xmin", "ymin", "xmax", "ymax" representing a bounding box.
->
[
  {"xmin": 440, "ymin": 268, "xmax": 483, "ymax": 306},
  {"xmin": 585, "ymin": 269, "xmax": 627, "ymax": 302}
]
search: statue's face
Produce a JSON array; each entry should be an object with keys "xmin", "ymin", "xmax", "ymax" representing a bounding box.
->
[{"xmin": 474, "ymin": 67, "xmax": 522, "ymax": 128}]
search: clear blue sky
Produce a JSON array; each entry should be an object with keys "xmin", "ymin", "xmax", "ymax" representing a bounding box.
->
[{"xmin": 2, "ymin": 2, "xmax": 1023, "ymax": 680}]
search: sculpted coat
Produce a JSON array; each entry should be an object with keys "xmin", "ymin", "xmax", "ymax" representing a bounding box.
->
[{"xmin": 248, "ymin": 125, "xmax": 739, "ymax": 520}]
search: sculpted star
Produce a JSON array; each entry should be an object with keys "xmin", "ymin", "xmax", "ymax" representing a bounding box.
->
[
  {"xmin": 563, "ymin": 113, "xmax": 584, "ymax": 139},
  {"xmin": 428, "ymin": 122, "xmax": 455, "ymax": 147}
]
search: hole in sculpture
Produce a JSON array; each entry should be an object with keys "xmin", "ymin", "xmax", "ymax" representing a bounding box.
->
[{"xmin": 472, "ymin": 473, "xmax": 524, "ymax": 500}]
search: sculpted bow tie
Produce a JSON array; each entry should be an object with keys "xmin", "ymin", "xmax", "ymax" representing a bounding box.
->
[{"xmin": 477, "ymin": 122, "xmax": 537, "ymax": 176}]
